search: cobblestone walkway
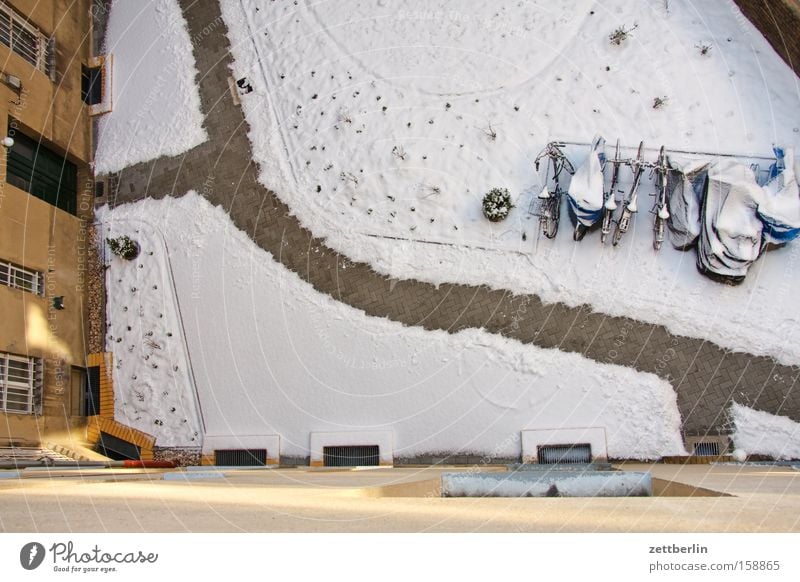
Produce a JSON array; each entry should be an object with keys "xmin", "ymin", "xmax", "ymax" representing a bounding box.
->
[{"xmin": 105, "ymin": 0, "xmax": 800, "ymax": 437}]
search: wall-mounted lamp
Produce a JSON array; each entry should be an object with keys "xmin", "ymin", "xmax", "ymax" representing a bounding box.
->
[
  {"xmin": 1, "ymin": 73, "xmax": 22, "ymax": 105},
  {"xmin": 2, "ymin": 73, "xmax": 21, "ymax": 91},
  {"xmin": 52, "ymin": 296, "xmax": 65, "ymax": 310},
  {"xmin": 2, "ymin": 136, "xmax": 14, "ymax": 148}
]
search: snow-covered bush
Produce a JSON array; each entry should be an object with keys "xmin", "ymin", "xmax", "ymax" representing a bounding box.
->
[
  {"xmin": 107, "ymin": 235, "xmax": 140, "ymax": 260},
  {"xmin": 482, "ymin": 188, "xmax": 513, "ymax": 222},
  {"xmin": 609, "ymin": 23, "xmax": 638, "ymax": 45},
  {"xmin": 652, "ymin": 96, "xmax": 669, "ymax": 109}
]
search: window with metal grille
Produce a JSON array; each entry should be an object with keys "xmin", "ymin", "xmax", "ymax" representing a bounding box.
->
[
  {"xmin": 0, "ymin": 2, "xmax": 55, "ymax": 78},
  {"xmin": 693, "ymin": 442, "xmax": 721, "ymax": 456},
  {"xmin": 0, "ymin": 259, "xmax": 43, "ymax": 295},
  {"xmin": 323, "ymin": 445, "xmax": 380, "ymax": 467},
  {"xmin": 6, "ymin": 127, "xmax": 78, "ymax": 215},
  {"xmin": 537, "ymin": 443, "xmax": 592, "ymax": 464},
  {"xmin": 0, "ymin": 352, "xmax": 43, "ymax": 415},
  {"xmin": 214, "ymin": 449, "xmax": 267, "ymax": 466}
]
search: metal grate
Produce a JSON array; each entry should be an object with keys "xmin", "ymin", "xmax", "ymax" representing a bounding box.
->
[
  {"xmin": 0, "ymin": 260, "xmax": 43, "ymax": 295},
  {"xmin": 323, "ymin": 445, "xmax": 380, "ymax": 467},
  {"xmin": 0, "ymin": 2, "xmax": 54, "ymax": 76},
  {"xmin": 0, "ymin": 352, "xmax": 43, "ymax": 414},
  {"xmin": 693, "ymin": 442, "xmax": 721, "ymax": 457},
  {"xmin": 537, "ymin": 443, "xmax": 592, "ymax": 464},
  {"xmin": 214, "ymin": 449, "xmax": 267, "ymax": 466}
]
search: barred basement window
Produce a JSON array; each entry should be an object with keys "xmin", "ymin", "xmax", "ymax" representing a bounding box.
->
[
  {"xmin": 693, "ymin": 441, "xmax": 721, "ymax": 457},
  {"xmin": 0, "ymin": 260, "xmax": 44, "ymax": 295},
  {"xmin": 0, "ymin": 2, "xmax": 55, "ymax": 78},
  {"xmin": 0, "ymin": 352, "xmax": 43, "ymax": 414}
]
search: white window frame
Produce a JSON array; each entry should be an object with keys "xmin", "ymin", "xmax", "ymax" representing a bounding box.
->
[
  {"xmin": 0, "ymin": 1, "xmax": 55, "ymax": 79},
  {"xmin": 0, "ymin": 352, "xmax": 43, "ymax": 415},
  {"xmin": 0, "ymin": 260, "xmax": 44, "ymax": 295}
]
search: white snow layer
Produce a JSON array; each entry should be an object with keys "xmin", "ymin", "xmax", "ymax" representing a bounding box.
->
[
  {"xmin": 96, "ymin": 209, "xmax": 203, "ymax": 447},
  {"xmin": 220, "ymin": 0, "xmax": 800, "ymax": 365},
  {"xmin": 99, "ymin": 192, "xmax": 685, "ymax": 459},
  {"xmin": 94, "ymin": 0, "xmax": 207, "ymax": 174},
  {"xmin": 731, "ymin": 403, "xmax": 800, "ymax": 460},
  {"xmin": 441, "ymin": 471, "xmax": 652, "ymax": 497}
]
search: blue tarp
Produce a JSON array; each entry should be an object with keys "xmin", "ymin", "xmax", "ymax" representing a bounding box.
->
[
  {"xmin": 756, "ymin": 147, "xmax": 800, "ymax": 245},
  {"xmin": 567, "ymin": 134, "xmax": 606, "ymax": 227}
]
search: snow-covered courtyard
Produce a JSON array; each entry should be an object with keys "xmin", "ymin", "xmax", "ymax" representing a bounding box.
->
[
  {"xmin": 222, "ymin": 0, "xmax": 800, "ymax": 366},
  {"xmin": 93, "ymin": 0, "xmax": 800, "ymax": 461},
  {"xmin": 94, "ymin": 0, "xmax": 207, "ymax": 174},
  {"xmin": 100, "ymin": 193, "xmax": 688, "ymax": 459}
]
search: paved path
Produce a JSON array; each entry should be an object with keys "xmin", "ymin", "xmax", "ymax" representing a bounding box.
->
[{"xmin": 105, "ymin": 0, "xmax": 800, "ymax": 437}]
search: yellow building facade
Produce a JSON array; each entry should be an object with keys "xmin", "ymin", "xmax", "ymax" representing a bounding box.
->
[{"xmin": 0, "ymin": 0, "xmax": 94, "ymax": 445}]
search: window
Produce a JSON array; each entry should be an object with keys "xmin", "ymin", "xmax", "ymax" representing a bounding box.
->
[
  {"xmin": 71, "ymin": 366, "xmax": 100, "ymax": 417},
  {"xmin": 0, "ymin": 2, "xmax": 55, "ymax": 78},
  {"xmin": 81, "ymin": 64, "xmax": 102, "ymax": 105},
  {"xmin": 0, "ymin": 259, "xmax": 43, "ymax": 295},
  {"xmin": 5, "ymin": 128, "xmax": 78, "ymax": 215},
  {"xmin": 0, "ymin": 352, "xmax": 43, "ymax": 414}
]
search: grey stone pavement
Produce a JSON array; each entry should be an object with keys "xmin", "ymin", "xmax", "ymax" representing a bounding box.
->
[{"xmin": 105, "ymin": 0, "xmax": 799, "ymax": 437}]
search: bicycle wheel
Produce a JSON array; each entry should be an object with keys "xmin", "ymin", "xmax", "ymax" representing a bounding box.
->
[
  {"xmin": 653, "ymin": 217, "xmax": 665, "ymax": 251},
  {"xmin": 612, "ymin": 210, "xmax": 629, "ymax": 247},
  {"xmin": 600, "ymin": 209, "xmax": 614, "ymax": 244},
  {"xmin": 539, "ymin": 197, "xmax": 558, "ymax": 239}
]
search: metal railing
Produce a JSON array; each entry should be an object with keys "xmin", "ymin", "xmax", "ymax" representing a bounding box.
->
[{"xmin": 0, "ymin": 2, "xmax": 55, "ymax": 78}]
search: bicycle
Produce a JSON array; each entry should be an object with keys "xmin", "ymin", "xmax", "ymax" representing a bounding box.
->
[
  {"xmin": 651, "ymin": 145, "xmax": 671, "ymax": 251},
  {"xmin": 534, "ymin": 142, "xmax": 575, "ymax": 239},
  {"xmin": 600, "ymin": 138, "xmax": 622, "ymax": 244},
  {"xmin": 612, "ymin": 141, "xmax": 645, "ymax": 247}
]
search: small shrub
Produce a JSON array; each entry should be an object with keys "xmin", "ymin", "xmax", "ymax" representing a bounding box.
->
[
  {"xmin": 482, "ymin": 188, "xmax": 514, "ymax": 222},
  {"xmin": 107, "ymin": 235, "xmax": 139, "ymax": 260},
  {"xmin": 652, "ymin": 96, "xmax": 669, "ymax": 109},
  {"xmin": 609, "ymin": 23, "xmax": 638, "ymax": 45},
  {"xmin": 696, "ymin": 42, "xmax": 712, "ymax": 56}
]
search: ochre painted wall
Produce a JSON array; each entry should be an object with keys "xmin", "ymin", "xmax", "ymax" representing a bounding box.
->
[
  {"xmin": 0, "ymin": 0, "xmax": 93, "ymax": 444},
  {"xmin": 1, "ymin": 0, "xmax": 92, "ymax": 163}
]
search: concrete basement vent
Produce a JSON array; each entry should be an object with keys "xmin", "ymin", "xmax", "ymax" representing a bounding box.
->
[
  {"xmin": 537, "ymin": 443, "xmax": 592, "ymax": 464},
  {"xmin": 214, "ymin": 449, "xmax": 267, "ymax": 466},
  {"xmin": 693, "ymin": 442, "xmax": 721, "ymax": 457},
  {"xmin": 323, "ymin": 445, "xmax": 380, "ymax": 467}
]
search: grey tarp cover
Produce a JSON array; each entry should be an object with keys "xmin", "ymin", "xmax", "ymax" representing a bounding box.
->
[
  {"xmin": 667, "ymin": 158, "xmax": 711, "ymax": 250},
  {"xmin": 697, "ymin": 160, "xmax": 764, "ymax": 280}
]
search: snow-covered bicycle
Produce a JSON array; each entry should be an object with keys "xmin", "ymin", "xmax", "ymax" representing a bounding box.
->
[
  {"xmin": 534, "ymin": 142, "xmax": 575, "ymax": 239},
  {"xmin": 612, "ymin": 141, "xmax": 645, "ymax": 247},
  {"xmin": 651, "ymin": 145, "xmax": 671, "ymax": 251},
  {"xmin": 600, "ymin": 139, "xmax": 622, "ymax": 244}
]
